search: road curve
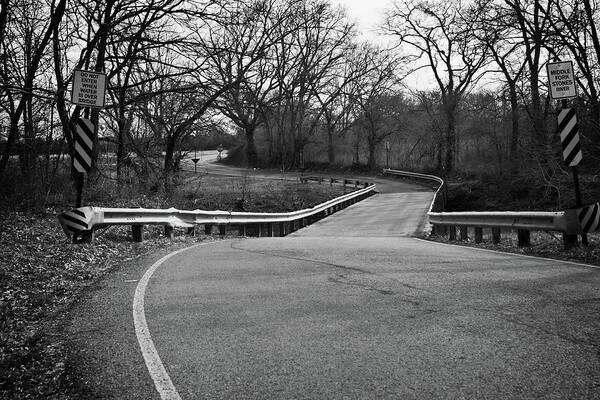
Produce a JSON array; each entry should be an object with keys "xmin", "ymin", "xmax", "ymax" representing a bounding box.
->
[{"xmin": 67, "ymin": 161, "xmax": 600, "ymax": 399}]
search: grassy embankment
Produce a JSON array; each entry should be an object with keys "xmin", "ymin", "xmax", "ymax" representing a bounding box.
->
[{"xmin": 0, "ymin": 168, "xmax": 346, "ymax": 399}]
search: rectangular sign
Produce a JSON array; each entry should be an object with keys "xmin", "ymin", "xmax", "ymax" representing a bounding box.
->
[
  {"xmin": 547, "ymin": 61, "xmax": 576, "ymax": 100},
  {"xmin": 71, "ymin": 70, "xmax": 106, "ymax": 108}
]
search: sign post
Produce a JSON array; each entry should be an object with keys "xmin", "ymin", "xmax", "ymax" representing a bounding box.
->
[
  {"xmin": 70, "ymin": 69, "xmax": 106, "ymax": 243},
  {"xmin": 192, "ymin": 149, "xmax": 200, "ymax": 173},
  {"xmin": 547, "ymin": 60, "xmax": 587, "ymax": 245}
]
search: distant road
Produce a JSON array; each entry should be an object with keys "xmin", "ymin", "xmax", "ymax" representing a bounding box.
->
[{"xmin": 67, "ymin": 157, "xmax": 600, "ymax": 399}]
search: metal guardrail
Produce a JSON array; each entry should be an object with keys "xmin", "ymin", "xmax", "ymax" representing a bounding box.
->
[
  {"xmin": 59, "ymin": 184, "xmax": 377, "ymax": 243},
  {"xmin": 382, "ymin": 168, "xmax": 446, "ymax": 212},
  {"xmin": 382, "ymin": 168, "xmax": 586, "ymax": 247},
  {"xmin": 300, "ymin": 176, "xmax": 373, "ymax": 189}
]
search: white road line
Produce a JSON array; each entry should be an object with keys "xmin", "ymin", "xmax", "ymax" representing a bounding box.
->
[
  {"xmin": 133, "ymin": 242, "xmax": 210, "ymax": 400},
  {"xmin": 412, "ymin": 237, "xmax": 600, "ymax": 270}
]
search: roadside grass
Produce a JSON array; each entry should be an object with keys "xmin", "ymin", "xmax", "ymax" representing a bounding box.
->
[
  {"xmin": 426, "ymin": 229, "xmax": 600, "ymax": 267},
  {"xmin": 0, "ymin": 170, "xmax": 346, "ymax": 399}
]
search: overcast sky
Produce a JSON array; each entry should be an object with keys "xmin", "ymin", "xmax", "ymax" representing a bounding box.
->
[
  {"xmin": 334, "ymin": 0, "xmax": 436, "ymax": 90},
  {"xmin": 333, "ymin": 0, "xmax": 391, "ymax": 41}
]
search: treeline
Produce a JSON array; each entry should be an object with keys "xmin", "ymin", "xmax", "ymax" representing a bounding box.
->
[{"xmin": 0, "ymin": 0, "xmax": 599, "ymax": 208}]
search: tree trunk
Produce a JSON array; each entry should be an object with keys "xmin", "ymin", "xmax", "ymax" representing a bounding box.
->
[
  {"xmin": 0, "ymin": 0, "xmax": 67, "ymax": 181},
  {"xmin": 509, "ymin": 85, "xmax": 520, "ymax": 175},
  {"xmin": 164, "ymin": 134, "xmax": 177, "ymax": 173},
  {"xmin": 116, "ymin": 119, "xmax": 126, "ymax": 183},
  {"xmin": 327, "ymin": 126, "xmax": 335, "ymax": 164},
  {"xmin": 444, "ymin": 111, "xmax": 456, "ymax": 173},
  {"xmin": 19, "ymin": 96, "xmax": 35, "ymax": 184},
  {"xmin": 245, "ymin": 127, "xmax": 257, "ymax": 167},
  {"xmin": 436, "ymin": 141, "xmax": 443, "ymax": 172},
  {"xmin": 88, "ymin": 2, "xmax": 112, "ymax": 174},
  {"xmin": 367, "ymin": 136, "xmax": 377, "ymax": 170}
]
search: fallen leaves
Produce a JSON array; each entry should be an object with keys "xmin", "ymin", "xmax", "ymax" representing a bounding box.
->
[{"xmin": 0, "ymin": 211, "xmax": 197, "ymax": 399}]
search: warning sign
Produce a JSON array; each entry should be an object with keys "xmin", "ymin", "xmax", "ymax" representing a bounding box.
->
[
  {"xmin": 547, "ymin": 61, "xmax": 577, "ymax": 100},
  {"xmin": 71, "ymin": 70, "xmax": 106, "ymax": 108}
]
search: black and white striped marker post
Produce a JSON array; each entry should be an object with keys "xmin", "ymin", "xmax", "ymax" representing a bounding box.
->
[
  {"xmin": 559, "ymin": 103, "xmax": 587, "ymax": 246},
  {"xmin": 73, "ymin": 118, "xmax": 94, "ymax": 208},
  {"xmin": 74, "ymin": 118, "xmax": 94, "ymax": 174},
  {"xmin": 71, "ymin": 118, "xmax": 95, "ymax": 243},
  {"xmin": 577, "ymin": 203, "xmax": 599, "ymax": 234},
  {"xmin": 547, "ymin": 60, "xmax": 587, "ymax": 246},
  {"xmin": 558, "ymin": 108, "xmax": 582, "ymax": 167}
]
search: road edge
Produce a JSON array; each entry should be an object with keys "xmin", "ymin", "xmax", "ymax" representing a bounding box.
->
[
  {"xmin": 133, "ymin": 242, "xmax": 213, "ymax": 400},
  {"xmin": 412, "ymin": 237, "xmax": 600, "ymax": 270}
]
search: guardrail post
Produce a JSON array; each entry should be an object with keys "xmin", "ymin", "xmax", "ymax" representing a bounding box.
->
[
  {"xmin": 164, "ymin": 226, "xmax": 174, "ymax": 240},
  {"xmin": 204, "ymin": 224, "xmax": 212, "ymax": 235},
  {"xmin": 187, "ymin": 226, "xmax": 196, "ymax": 236},
  {"xmin": 563, "ymin": 233, "xmax": 578, "ymax": 249},
  {"xmin": 219, "ymin": 225, "xmax": 226, "ymax": 236},
  {"xmin": 449, "ymin": 226, "xmax": 456, "ymax": 240},
  {"xmin": 132, "ymin": 225, "xmax": 143, "ymax": 242},
  {"xmin": 517, "ymin": 229, "xmax": 531, "ymax": 247},
  {"xmin": 267, "ymin": 223, "xmax": 274, "ymax": 237},
  {"xmin": 475, "ymin": 227, "xmax": 483, "ymax": 243},
  {"xmin": 460, "ymin": 226, "xmax": 468, "ymax": 241},
  {"xmin": 492, "ymin": 228, "xmax": 501, "ymax": 244},
  {"xmin": 239, "ymin": 224, "xmax": 247, "ymax": 236}
]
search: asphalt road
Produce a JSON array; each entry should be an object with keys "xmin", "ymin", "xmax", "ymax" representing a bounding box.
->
[{"xmin": 67, "ymin": 160, "xmax": 600, "ymax": 399}]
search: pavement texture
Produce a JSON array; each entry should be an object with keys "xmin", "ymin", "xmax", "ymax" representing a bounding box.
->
[
  {"xmin": 145, "ymin": 238, "xmax": 600, "ymax": 399},
  {"xmin": 66, "ymin": 162, "xmax": 600, "ymax": 399}
]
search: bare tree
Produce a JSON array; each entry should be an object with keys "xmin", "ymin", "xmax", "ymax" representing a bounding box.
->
[
  {"xmin": 384, "ymin": 0, "xmax": 488, "ymax": 173},
  {"xmin": 204, "ymin": 0, "xmax": 294, "ymax": 167},
  {"xmin": 0, "ymin": 0, "xmax": 67, "ymax": 181},
  {"xmin": 502, "ymin": 0, "xmax": 554, "ymax": 157},
  {"xmin": 348, "ymin": 43, "xmax": 404, "ymax": 169},
  {"xmin": 268, "ymin": 0, "xmax": 355, "ymax": 168},
  {"xmin": 473, "ymin": 0, "xmax": 527, "ymax": 174}
]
